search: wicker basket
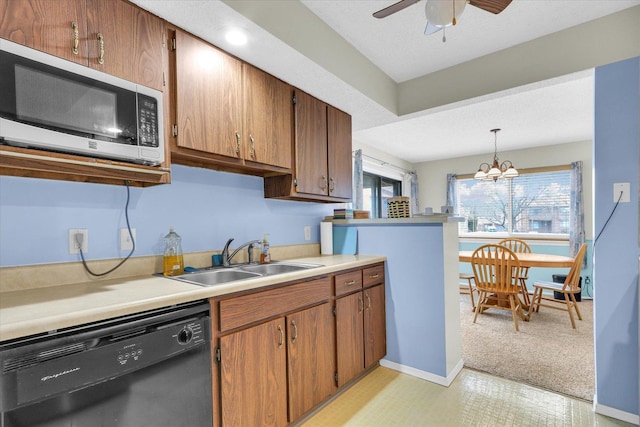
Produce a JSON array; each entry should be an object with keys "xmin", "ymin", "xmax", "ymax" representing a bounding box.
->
[{"xmin": 387, "ymin": 196, "xmax": 411, "ymax": 218}]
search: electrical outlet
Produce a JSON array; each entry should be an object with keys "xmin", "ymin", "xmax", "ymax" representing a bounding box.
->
[
  {"xmin": 120, "ymin": 228, "xmax": 136, "ymax": 251},
  {"xmin": 69, "ymin": 229, "xmax": 88, "ymax": 254},
  {"xmin": 304, "ymin": 226, "xmax": 311, "ymax": 241},
  {"xmin": 613, "ymin": 182, "xmax": 630, "ymax": 203}
]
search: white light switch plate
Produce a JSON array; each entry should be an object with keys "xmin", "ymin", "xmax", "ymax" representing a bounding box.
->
[
  {"xmin": 120, "ymin": 228, "xmax": 136, "ymax": 251},
  {"xmin": 613, "ymin": 182, "xmax": 630, "ymax": 203},
  {"xmin": 304, "ymin": 226, "xmax": 311, "ymax": 241}
]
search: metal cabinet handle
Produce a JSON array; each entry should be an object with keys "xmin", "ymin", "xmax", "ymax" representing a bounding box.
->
[
  {"xmin": 329, "ymin": 177, "xmax": 335, "ymax": 193},
  {"xmin": 72, "ymin": 22, "xmax": 79, "ymax": 55},
  {"xmin": 235, "ymin": 132, "xmax": 241, "ymax": 156},
  {"xmin": 345, "ymin": 280, "xmax": 356, "ymax": 286},
  {"xmin": 358, "ymin": 295, "xmax": 364, "ymax": 313},
  {"xmin": 319, "ymin": 176, "xmax": 327, "ymax": 190},
  {"xmin": 365, "ymin": 293, "xmax": 372, "ymax": 310},
  {"xmin": 291, "ymin": 320, "xmax": 298, "ymax": 343},
  {"xmin": 277, "ymin": 324, "xmax": 284, "ymax": 348},
  {"xmin": 369, "ymin": 273, "xmax": 379, "ymax": 279},
  {"xmin": 97, "ymin": 33, "xmax": 104, "ymax": 64},
  {"xmin": 249, "ymin": 135, "xmax": 255, "ymax": 158}
]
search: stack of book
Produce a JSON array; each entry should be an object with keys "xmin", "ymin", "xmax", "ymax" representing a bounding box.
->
[{"xmin": 333, "ymin": 209, "xmax": 354, "ymax": 219}]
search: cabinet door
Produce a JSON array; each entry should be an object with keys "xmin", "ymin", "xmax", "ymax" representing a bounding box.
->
[
  {"xmin": 287, "ymin": 303, "xmax": 336, "ymax": 421},
  {"xmin": 335, "ymin": 291, "xmax": 364, "ymax": 387},
  {"xmin": 327, "ymin": 105, "xmax": 353, "ymax": 199},
  {"xmin": 0, "ymin": 0, "xmax": 87, "ymax": 64},
  {"xmin": 86, "ymin": 0, "xmax": 164, "ymax": 90},
  {"xmin": 294, "ymin": 90, "xmax": 328, "ymax": 196},
  {"xmin": 220, "ymin": 317, "xmax": 288, "ymax": 427},
  {"xmin": 174, "ymin": 29, "xmax": 243, "ymax": 157},
  {"xmin": 364, "ymin": 284, "xmax": 387, "ymax": 368},
  {"xmin": 243, "ymin": 64, "xmax": 292, "ymax": 169}
]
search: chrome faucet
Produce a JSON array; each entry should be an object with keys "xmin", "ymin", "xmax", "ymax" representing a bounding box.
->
[{"xmin": 221, "ymin": 238, "xmax": 261, "ymax": 267}]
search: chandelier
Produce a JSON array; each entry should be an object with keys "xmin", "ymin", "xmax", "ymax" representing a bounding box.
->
[{"xmin": 473, "ymin": 129, "xmax": 519, "ymax": 181}]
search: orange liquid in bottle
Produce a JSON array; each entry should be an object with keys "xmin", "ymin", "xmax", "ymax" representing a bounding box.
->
[{"xmin": 163, "ymin": 254, "xmax": 184, "ymax": 276}]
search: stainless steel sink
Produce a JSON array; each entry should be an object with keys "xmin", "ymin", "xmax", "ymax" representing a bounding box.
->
[
  {"xmin": 168, "ymin": 261, "xmax": 323, "ymax": 287},
  {"xmin": 239, "ymin": 262, "xmax": 322, "ymax": 275},
  {"xmin": 171, "ymin": 269, "xmax": 261, "ymax": 287}
]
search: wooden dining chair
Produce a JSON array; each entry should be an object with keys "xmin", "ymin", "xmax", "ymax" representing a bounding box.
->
[
  {"xmin": 530, "ymin": 243, "xmax": 587, "ymax": 329},
  {"xmin": 498, "ymin": 238, "xmax": 532, "ymax": 308},
  {"xmin": 471, "ymin": 244, "xmax": 525, "ymax": 331},
  {"xmin": 459, "ymin": 272, "xmax": 477, "ymax": 310}
]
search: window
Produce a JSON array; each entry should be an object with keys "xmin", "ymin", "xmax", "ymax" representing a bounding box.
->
[
  {"xmin": 455, "ymin": 168, "xmax": 571, "ymax": 236},
  {"xmin": 363, "ymin": 172, "xmax": 402, "ymax": 218}
]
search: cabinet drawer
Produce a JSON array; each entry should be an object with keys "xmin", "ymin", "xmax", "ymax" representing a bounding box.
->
[
  {"xmin": 363, "ymin": 263, "xmax": 385, "ymax": 288},
  {"xmin": 334, "ymin": 270, "xmax": 363, "ymax": 296},
  {"xmin": 219, "ymin": 276, "xmax": 331, "ymax": 332}
]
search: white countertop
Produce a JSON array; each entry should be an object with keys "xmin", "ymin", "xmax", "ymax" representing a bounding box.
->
[{"xmin": 0, "ymin": 255, "xmax": 385, "ymax": 342}]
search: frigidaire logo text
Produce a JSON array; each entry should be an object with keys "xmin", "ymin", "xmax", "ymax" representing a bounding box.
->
[{"xmin": 41, "ymin": 367, "xmax": 80, "ymax": 382}]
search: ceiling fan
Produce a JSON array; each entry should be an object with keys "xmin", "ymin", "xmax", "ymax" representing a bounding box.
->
[{"xmin": 373, "ymin": 0, "xmax": 512, "ymax": 41}]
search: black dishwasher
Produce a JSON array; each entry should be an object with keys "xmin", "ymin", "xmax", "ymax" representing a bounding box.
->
[{"xmin": 0, "ymin": 300, "xmax": 212, "ymax": 427}]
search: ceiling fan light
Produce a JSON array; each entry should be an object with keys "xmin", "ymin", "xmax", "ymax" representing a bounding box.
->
[{"xmin": 425, "ymin": 0, "xmax": 467, "ymax": 27}]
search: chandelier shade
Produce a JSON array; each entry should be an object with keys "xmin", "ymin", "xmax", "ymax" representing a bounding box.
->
[{"xmin": 474, "ymin": 129, "xmax": 519, "ymax": 181}]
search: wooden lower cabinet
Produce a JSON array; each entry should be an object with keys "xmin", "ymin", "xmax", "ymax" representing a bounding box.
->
[
  {"xmin": 220, "ymin": 317, "xmax": 288, "ymax": 427},
  {"xmin": 336, "ymin": 264, "xmax": 387, "ymax": 387},
  {"xmin": 335, "ymin": 291, "xmax": 364, "ymax": 387},
  {"xmin": 364, "ymin": 283, "xmax": 386, "ymax": 368},
  {"xmin": 214, "ymin": 264, "xmax": 384, "ymax": 426},
  {"xmin": 287, "ymin": 303, "xmax": 336, "ymax": 421}
]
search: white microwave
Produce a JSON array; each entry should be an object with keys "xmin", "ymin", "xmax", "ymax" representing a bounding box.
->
[{"xmin": 0, "ymin": 39, "xmax": 164, "ymax": 166}]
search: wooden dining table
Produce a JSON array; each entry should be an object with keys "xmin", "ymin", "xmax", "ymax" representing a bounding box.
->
[
  {"xmin": 459, "ymin": 250, "xmax": 574, "ymax": 316},
  {"xmin": 459, "ymin": 251, "xmax": 574, "ymax": 268}
]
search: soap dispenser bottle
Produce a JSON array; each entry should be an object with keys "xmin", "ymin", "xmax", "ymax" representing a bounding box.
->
[
  {"xmin": 260, "ymin": 233, "xmax": 271, "ymax": 264},
  {"xmin": 163, "ymin": 227, "xmax": 184, "ymax": 276}
]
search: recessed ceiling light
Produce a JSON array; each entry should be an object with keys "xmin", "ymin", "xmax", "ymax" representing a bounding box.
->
[{"xmin": 225, "ymin": 29, "xmax": 247, "ymax": 46}]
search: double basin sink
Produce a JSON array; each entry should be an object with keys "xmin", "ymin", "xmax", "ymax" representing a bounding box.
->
[{"xmin": 169, "ymin": 261, "xmax": 323, "ymax": 287}]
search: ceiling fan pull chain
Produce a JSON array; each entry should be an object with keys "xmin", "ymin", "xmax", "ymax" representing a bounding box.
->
[{"xmin": 452, "ymin": 0, "xmax": 457, "ymax": 25}]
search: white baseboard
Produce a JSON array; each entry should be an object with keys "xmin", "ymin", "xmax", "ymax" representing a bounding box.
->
[
  {"xmin": 380, "ymin": 358, "xmax": 464, "ymax": 387},
  {"xmin": 593, "ymin": 395, "xmax": 639, "ymax": 425}
]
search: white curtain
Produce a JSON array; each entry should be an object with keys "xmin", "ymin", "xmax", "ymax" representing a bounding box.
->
[
  {"xmin": 570, "ymin": 161, "xmax": 586, "ymax": 267},
  {"xmin": 403, "ymin": 172, "xmax": 419, "ymax": 215},
  {"xmin": 353, "ymin": 149, "xmax": 363, "ymax": 210}
]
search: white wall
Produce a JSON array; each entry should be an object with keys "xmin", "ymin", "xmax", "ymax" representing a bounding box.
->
[{"xmin": 413, "ymin": 140, "xmax": 593, "ymax": 239}]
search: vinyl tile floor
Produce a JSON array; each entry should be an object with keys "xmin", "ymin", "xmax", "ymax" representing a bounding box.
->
[{"xmin": 301, "ymin": 367, "xmax": 634, "ymax": 427}]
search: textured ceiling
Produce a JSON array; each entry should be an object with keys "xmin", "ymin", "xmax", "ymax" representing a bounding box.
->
[{"xmin": 132, "ymin": 0, "xmax": 640, "ymax": 164}]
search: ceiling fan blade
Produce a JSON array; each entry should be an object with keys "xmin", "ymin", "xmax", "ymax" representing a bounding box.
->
[
  {"xmin": 424, "ymin": 21, "xmax": 442, "ymax": 36},
  {"xmin": 373, "ymin": 0, "xmax": 419, "ymax": 19},
  {"xmin": 469, "ymin": 0, "xmax": 512, "ymax": 14}
]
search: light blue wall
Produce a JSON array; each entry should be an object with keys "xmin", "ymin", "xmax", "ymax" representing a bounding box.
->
[
  {"xmin": 0, "ymin": 165, "xmax": 336, "ymax": 267},
  {"xmin": 338, "ymin": 223, "xmax": 449, "ymax": 378},
  {"xmin": 593, "ymin": 57, "xmax": 639, "ymax": 417}
]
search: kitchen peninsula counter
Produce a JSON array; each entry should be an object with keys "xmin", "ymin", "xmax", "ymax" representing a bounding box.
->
[{"xmin": 0, "ymin": 254, "xmax": 385, "ymax": 342}]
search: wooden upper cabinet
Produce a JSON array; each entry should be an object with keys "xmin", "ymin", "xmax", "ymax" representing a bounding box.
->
[
  {"xmin": 86, "ymin": 0, "xmax": 164, "ymax": 91},
  {"xmin": 294, "ymin": 90, "xmax": 329, "ymax": 196},
  {"xmin": 264, "ymin": 89, "xmax": 352, "ymax": 202},
  {"xmin": 0, "ymin": 0, "xmax": 88, "ymax": 64},
  {"xmin": 0, "ymin": 0, "xmax": 164, "ymax": 91},
  {"xmin": 243, "ymin": 64, "xmax": 293, "ymax": 170},
  {"xmin": 173, "ymin": 29, "xmax": 243, "ymax": 159},
  {"xmin": 170, "ymin": 30, "xmax": 292, "ymax": 173},
  {"xmin": 327, "ymin": 105, "xmax": 353, "ymax": 199}
]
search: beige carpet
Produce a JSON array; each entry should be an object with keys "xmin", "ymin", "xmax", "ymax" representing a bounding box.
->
[{"xmin": 459, "ymin": 294, "xmax": 595, "ymax": 401}]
